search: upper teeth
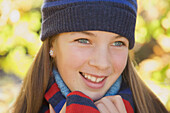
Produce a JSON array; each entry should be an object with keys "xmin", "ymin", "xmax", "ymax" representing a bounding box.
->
[{"xmin": 82, "ymin": 72, "xmax": 105, "ymax": 83}]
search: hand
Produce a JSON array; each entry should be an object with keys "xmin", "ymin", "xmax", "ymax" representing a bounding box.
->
[
  {"xmin": 49, "ymin": 104, "xmax": 55, "ymax": 113},
  {"xmin": 94, "ymin": 95, "xmax": 127, "ymax": 113},
  {"xmin": 49, "ymin": 103, "xmax": 66, "ymax": 113}
]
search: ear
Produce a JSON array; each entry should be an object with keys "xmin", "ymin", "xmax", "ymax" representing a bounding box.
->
[
  {"xmin": 50, "ymin": 37, "xmax": 58, "ymax": 58},
  {"xmin": 50, "ymin": 41, "xmax": 56, "ymax": 58},
  {"xmin": 49, "ymin": 47, "xmax": 56, "ymax": 58}
]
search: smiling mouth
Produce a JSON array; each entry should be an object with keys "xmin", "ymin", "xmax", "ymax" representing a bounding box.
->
[{"xmin": 80, "ymin": 72, "xmax": 106, "ymax": 83}]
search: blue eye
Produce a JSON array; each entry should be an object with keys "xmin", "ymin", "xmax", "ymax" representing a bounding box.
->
[
  {"xmin": 76, "ymin": 39, "xmax": 90, "ymax": 44},
  {"xmin": 113, "ymin": 41, "xmax": 124, "ymax": 46}
]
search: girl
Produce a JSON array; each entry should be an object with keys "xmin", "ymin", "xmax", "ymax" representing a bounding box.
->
[{"xmin": 12, "ymin": 0, "xmax": 169, "ymax": 113}]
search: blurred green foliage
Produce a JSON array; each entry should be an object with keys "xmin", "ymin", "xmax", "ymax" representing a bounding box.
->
[
  {"xmin": 0, "ymin": 0, "xmax": 42, "ymax": 78},
  {"xmin": 0, "ymin": 0, "xmax": 170, "ymax": 112}
]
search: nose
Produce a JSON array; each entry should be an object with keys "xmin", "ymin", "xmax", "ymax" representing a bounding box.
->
[{"xmin": 88, "ymin": 46, "xmax": 111, "ymax": 70}]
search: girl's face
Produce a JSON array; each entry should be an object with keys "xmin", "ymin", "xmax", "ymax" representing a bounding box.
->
[{"xmin": 51, "ymin": 31, "xmax": 129, "ymax": 101}]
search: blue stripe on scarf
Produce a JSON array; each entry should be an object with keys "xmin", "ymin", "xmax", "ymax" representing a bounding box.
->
[
  {"xmin": 117, "ymin": 81, "xmax": 135, "ymax": 110},
  {"xmin": 119, "ymin": 88, "xmax": 132, "ymax": 95},
  {"xmin": 49, "ymin": 91, "xmax": 65, "ymax": 107},
  {"xmin": 67, "ymin": 95, "xmax": 98, "ymax": 109},
  {"xmin": 43, "ymin": 0, "xmax": 137, "ymax": 13},
  {"xmin": 54, "ymin": 99, "xmax": 66, "ymax": 113}
]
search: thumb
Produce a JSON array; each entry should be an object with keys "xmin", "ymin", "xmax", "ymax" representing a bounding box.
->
[
  {"xmin": 49, "ymin": 104, "xmax": 56, "ymax": 113},
  {"xmin": 60, "ymin": 103, "xmax": 66, "ymax": 113}
]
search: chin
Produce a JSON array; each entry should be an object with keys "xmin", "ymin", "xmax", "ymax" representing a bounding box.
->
[{"xmin": 84, "ymin": 91, "xmax": 105, "ymax": 101}]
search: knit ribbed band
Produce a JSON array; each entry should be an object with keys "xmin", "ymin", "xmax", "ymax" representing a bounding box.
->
[{"xmin": 41, "ymin": 0, "xmax": 137, "ymax": 49}]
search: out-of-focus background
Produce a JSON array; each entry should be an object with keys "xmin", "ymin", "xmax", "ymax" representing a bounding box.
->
[{"xmin": 0, "ymin": 0, "xmax": 170, "ymax": 112}]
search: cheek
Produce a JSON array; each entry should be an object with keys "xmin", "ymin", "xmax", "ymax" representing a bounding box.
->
[
  {"xmin": 55, "ymin": 46, "xmax": 92, "ymax": 85},
  {"xmin": 56, "ymin": 47, "xmax": 93, "ymax": 91},
  {"xmin": 62, "ymin": 47, "xmax": 92, "ymax": 69},
  {"xmin": 110, "ymin": 50, "xmax": 128, "ymax": 73}
]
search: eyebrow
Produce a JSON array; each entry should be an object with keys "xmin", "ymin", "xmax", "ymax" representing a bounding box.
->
[{"xmin": 115, "ymin": 35, "xmax": 124, "ymax": 39}]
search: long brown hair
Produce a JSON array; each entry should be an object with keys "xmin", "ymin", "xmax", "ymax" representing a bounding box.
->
[
  {"xmin": 123, "ymin": 56, "xmax": 168, "ymax": 113},
  {"xmin": 12, "ymin": 37, "xmax": 168, "ymax": 113},
  {"xmin": 12, "ymin": 38, "xmax": 52, "ymax": 113}
]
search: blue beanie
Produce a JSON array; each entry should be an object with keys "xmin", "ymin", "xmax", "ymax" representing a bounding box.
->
[{"xmin": 40, "ymin": 0, "xmax": 137, "ymax": 49}]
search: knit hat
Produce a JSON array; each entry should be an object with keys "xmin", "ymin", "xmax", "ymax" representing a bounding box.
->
[{"xmin": 40, "ymin": 0, "xmax": 137, "ymax": 49}]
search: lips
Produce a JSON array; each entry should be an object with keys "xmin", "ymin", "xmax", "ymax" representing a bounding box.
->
[{"xmin": 80, "ymin": 72, "xmax": 106, "ymax": 83}]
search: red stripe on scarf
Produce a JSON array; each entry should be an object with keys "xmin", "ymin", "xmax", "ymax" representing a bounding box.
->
[
  {"xmin": 45, "ymin": 110, "xmax": 49, "ymax": 113},
  {"xmin": 45, "ymin": 83, "xmax": 60, "ymax": 101},
  {"xmin": 66, "ymin": 104, "xmax": 100, "ymax": 113},
  {"xmin": 123, "ymin": 99, "xmax": 134, "ymax": 113}
]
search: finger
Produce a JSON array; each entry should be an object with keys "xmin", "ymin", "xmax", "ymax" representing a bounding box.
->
[
  {"xmin": 95, "ymin": 102, "xmax": 110, "ymax": 113},
  {"xmin": 107, "ymin": 95, "xmax": 127, "ymax": 113},
  {"xmin": 98, "ymin": 97, "xmax": 119, "ymax": 113},
  {"xmin": 60, "ymin": 103, "xmax": 66, "ymax": 113},
  {"xmin": 49, "ymin": 104, "xmax": 56, "ymax": 113}
]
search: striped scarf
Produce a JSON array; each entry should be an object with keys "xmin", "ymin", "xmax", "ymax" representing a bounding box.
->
[{"xmin": 39, "ymin": 74, "xmax": 135, "ymax": 113}]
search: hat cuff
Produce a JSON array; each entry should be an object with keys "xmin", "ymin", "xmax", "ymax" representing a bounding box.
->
[{"xmin": 41, "ymin": 4, "xmax": 136, "ymax": 49}]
